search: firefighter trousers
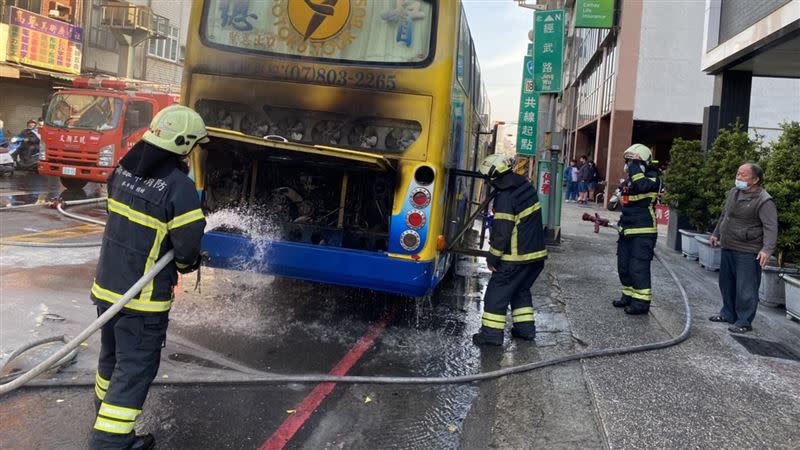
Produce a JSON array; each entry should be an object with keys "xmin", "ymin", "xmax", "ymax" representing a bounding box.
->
[
  {"xmin": 480, "ymin": 261, "xmax": 545, "ymax": 337},
  {"xmin": 617, "ymin": 234, "xmax": 657, "ymax": 310},
  {"xmin": 90, "ymin": 305, "xmax": 168, "ymax": 450}
]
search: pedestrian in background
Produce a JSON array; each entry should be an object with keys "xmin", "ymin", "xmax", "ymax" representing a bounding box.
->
[
  {"xmin": 563, "ymin": 159, "xmax": 578, "ymax": 202},
  {"xmin": 0, "ymin": 119, "xmax": 5, "ymax": 145},
  {"xmin": 473, "ymin": 154, "xmax": 548, "ymax": 346},
  {"xmin": 709, "ymin": 163, "xmax": 777, "ymax": 334},
  {"xmin": 587, "ymin": 160, "xmax": 599, "ymax": 203},
  {"xmin": 578, "ymin": 155, "xmax": 590, "ymax": 204},
  {"xmin": 89, "ymin": 106, "xmax": 208, "ymax": 450}
]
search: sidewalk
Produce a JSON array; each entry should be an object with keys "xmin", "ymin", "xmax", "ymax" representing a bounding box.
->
[{"xmin": 461, "ymin": 201, "xmax": 800, "ymax": 449}]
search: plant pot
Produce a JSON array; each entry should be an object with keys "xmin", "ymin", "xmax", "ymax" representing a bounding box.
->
[
  {"xmin": 781, "ymin": 275, "xmax": 800, "ymax": 321},
  {"xmin": 759, "ymin": 266, "xmax": 800, "ymax": 308},
  {"xmin": 694, "ymin": 235, "xmax": 720, "ymax": 271},
  {"xmin": 679, "ymin": 229, "xmax": 701, "ymax": 260},
  {"xmin": 779, "ymin": 274, "xmax": 800, "ymax": 321}
]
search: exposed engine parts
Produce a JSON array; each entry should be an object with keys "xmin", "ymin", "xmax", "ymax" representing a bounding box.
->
[
  {"xmin": 195, "ymin": 99, "xmax": 421, "ymax": 153},
  {"xmin": 203, "ymin": 142, "xmax": 394, "ymax": 252}
]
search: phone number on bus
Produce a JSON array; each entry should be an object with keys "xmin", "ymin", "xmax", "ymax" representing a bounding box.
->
[{"xmin": 254, "ymin": 63, "xmax": 398, "ymax": 90}]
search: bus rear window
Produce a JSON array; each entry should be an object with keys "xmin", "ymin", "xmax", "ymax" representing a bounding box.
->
[{"xmin": 202, "ymin": 0, "xmax": 435, "ymax": 65}]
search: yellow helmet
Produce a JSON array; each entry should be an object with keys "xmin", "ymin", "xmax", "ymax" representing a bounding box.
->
[
  {"xmin": 142, "ymin": 105, "xmax": 209, "ymax": 156},
  {"xmin": 479, "ymin": 154, "xmax": 512, "ymax": 179},
  {"xmin": 623, "ymin": 143, "xmax": 652, "ymax": 163}
]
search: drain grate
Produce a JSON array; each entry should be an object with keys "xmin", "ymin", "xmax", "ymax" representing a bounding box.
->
[{"xmin": 731, "ymin": 336, "xmax": 800, "ymax": 362}]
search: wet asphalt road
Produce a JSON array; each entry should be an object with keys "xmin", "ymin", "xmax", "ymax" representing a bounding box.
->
[{"xmin": 0, "ymin": 171, "xmax": 504, "ymax": 449}]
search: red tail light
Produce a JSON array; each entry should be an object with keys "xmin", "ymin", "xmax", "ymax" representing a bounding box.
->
[
  {"xmin": 406, "ymin": 210, "xmax": 425, "ymax": 229},
  {"xmin": 410, "ymin": 188, "xmax": 431, "ymax": 208}
]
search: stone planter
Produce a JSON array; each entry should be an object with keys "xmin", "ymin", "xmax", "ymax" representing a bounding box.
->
[
  {"xmin": 694, "ymin": 235, "xmax": 720, "ymax": 271},
  {"xmin": 679, "ymin": 229, "xmax": 701, "ymax": 260},
  {"xmin": 759, "ymin": 266, "xmax": 800, "ymax": 308},
  {"xmin": 780, "ymin": 275, "xmax": 800, "ymax": 321}
]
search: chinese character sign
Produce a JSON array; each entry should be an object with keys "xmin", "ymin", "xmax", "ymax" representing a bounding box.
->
[
  {"xmin": 516, "ymin": 55, "xmax": 538, "ymax": 157},
  {"xmin": 6, "ymin": 7, "xmax": 83, "ymax": 75},
  {"xmin": 533, "ymin": 9, "xmax": 564, "ymax": 93}
]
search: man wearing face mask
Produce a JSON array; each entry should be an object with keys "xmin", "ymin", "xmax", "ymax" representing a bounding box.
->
[
  {"xmin": 708, "ymin": 163, "xmax": 777, "ymax": 334},
  {"xmin": 89, "ymin": 105, "xmax": 208, "ymax": 449},
  {"xmin": 613, "ymin": 144, "xmax": 661, "ymax": 315},
  {"xmin": 472, "ymin": 154, "xmax": 548, "ymax": 346}
]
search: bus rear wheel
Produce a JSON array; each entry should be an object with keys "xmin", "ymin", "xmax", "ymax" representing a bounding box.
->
[{"xmin": 61, "ymin": 177, "xmax": 87, "ymax": 191}]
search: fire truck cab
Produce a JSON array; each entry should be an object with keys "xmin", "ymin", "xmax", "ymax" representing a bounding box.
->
[{"xmin": 39, "ymin": 77, "xmax": 178, "ymax": 190}]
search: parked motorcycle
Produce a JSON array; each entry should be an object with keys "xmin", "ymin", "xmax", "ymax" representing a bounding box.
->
[{"xmin": 6, "ymin": 128, "xmax": 41, "ymax": 171}]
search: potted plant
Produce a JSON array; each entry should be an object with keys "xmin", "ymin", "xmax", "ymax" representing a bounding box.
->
[
  {"xmin": 662, "ymin": 139, "xmax": 707, "ymax": 259},
  {"xmin": 762, "ymin": 122, "xmax": 800, "ymax": 307}
]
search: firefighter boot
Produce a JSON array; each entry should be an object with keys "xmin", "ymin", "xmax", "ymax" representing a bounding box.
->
[
  {"xmin": 128, "ymin": 434, "xmax": 155, "ymax": 450},
  {"xmin": 624, "ymin": 299, "xmax": 650, "ymax": 315},
  {"xmin": 613, "ymin": 295, "xmax": 632, "ymax": 308},
  {"xmin": 472, "ymin": 327, "xmax": 504, "ymax": 346},
  {"xmin": 511, "ymin": 323, "xmax": 536, "ymax": 341}
]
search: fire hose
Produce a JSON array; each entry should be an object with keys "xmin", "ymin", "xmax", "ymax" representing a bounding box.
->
[
  {"xmin": 0, "ymin": 197, "xmax": 106, "ymax": 248},
  {"xmin": 1, "ymin": 212, "xmax": 692, "ymax": 392}
]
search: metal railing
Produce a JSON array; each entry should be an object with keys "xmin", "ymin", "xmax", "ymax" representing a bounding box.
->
[{"xmin": 100, "ymin": 3, "xmax": 168, "ymax": 37}]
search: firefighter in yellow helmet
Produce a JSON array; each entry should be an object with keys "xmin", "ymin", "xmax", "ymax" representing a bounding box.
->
[
  {"xmin": 473, "ymin": 154, "xmax": 548, "ymax": 346},
  {"xmin": 613, "ymin": 144, "xmax": 662, "ymax": 315},
  {"xmin": 89, "ymin": 106, "xmax": 209, "ymax": 450}
]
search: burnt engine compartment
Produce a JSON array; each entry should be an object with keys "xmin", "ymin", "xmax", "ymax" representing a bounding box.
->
[{"xmin": 203, "ymin": 141, "xmax": 395, "ymax": 252}]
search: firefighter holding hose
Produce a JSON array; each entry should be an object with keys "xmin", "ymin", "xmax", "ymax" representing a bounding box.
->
[
  {"xmin": 89, "ymin": 105, "xmax": 208, "ymax": 449},
  {"xmin": 613, "ymin": 144, "xmax": 662, "ymax": 315}
]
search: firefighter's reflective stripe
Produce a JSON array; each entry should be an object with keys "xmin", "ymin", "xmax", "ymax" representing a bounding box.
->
[
  {"xmin": 503, "ymin": 202, "xmax": 546, "ymax": 262},
  {"xmin": 623, "ymin": 227, "xmax": 658, "ymax": 235},
  {"xmin": 107, "ymin": 198, "xmax": 167, "ymax": 232},
  {"xmin": 140, "ymin": 229, "xmax": 167, "ymax": 302},
  {"xmin": 512, "ymin": 307, "xmax": 535, "ymax": 323},
  {"xmin": 95, "ymin": 373, "xmax": 109, "ymax": 400},
  {"xmin": 481, "ymin": 311, "xmax": 506, "ymax": 329},
  {"xmin": 501, "ymin": 249, "xmax": 548, "ymax": 262},
  {"xmin": 622, "ymin": 286, "xmax": 635, "ymax": 296},
  {"xmin": 489, "ymin": 247, "xmax": 504, "ymax": 257},
  {"xmin": 631, "ymin": 173, "xmax": 645, "ymax": 182},
  {"xmin": 168, "ymin": 208, "xmax": 204, "ymax": 229},
  {"xmin": 625, "ymin": 193, "xmax": 658, "ymax": 202},
  {"xmin": 629, "ymin": 287, "xmax": 652, "ymax": 301},
  {"xmin": 99, "ymin": 402, "xmax": 141, "ymax": 421},
  {"xmin": 94, "ymin": 416, "xmax": 135, "ymax": 435},
  {"xmin": 91, "ymin": 282, "xmax": 172, "ymax": 313},
  {"xmin": 494, "ymin": 212, "xmax": 515, "ymax": 221}
]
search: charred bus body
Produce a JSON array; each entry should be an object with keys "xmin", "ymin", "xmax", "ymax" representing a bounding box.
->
[{"xmin": 185, "ymin": 0, "xmax": 490, "ymax": 296}]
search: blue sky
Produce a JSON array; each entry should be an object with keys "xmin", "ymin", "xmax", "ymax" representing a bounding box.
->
[{"xmin": 463, "ymin": 1, "xmax": 534, "ymax": 124}]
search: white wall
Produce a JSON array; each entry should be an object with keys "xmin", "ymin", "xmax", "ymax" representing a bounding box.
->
[
  {"xmin": 634, "ymin": 0, "xmax": 714, "ymax": 123},
  {"xmin": 750, "ymin": 77, "xmax": 800, "ymax": 142}
]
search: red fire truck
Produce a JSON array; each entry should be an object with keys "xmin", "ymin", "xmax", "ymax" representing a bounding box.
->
[{"xmin": 39, "ymin": 77, "xmax": 178, "ymax": 189}]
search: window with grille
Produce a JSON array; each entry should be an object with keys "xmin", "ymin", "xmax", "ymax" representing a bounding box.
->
[{"xmin": 148, "ymin": 24, "xmax": 180, "ymax": 62}]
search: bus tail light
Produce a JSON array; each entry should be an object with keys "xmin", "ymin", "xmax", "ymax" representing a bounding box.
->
[
  {"xmin": 406, "ymin": 210, "xmax": 425, "ymax": 229},
  {"xmin": 400, "ymin": 230, "xmax": 421, "ymax": 251},
  {"xmin": 410, "ymin": 188, "xmax": 431, "ymax": 208}
]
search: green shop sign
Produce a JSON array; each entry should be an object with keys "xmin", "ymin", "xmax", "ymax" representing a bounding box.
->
[{"xmin": 574, "ymin": 0, "xmax": 615, "ymax": 29}]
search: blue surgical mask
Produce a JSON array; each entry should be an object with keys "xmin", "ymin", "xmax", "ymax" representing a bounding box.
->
[{"xmin": 735, "ymin": 179, "xmax": 748, "ymax": 190}]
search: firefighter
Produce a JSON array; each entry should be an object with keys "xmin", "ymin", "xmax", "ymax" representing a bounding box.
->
[
  {"xmin": 89, "ymin": 105, "xmax": 208, "ymax": 450},
  {"xmin": 473, "ymin": 154, "xmax": 548, "ymax": 346},
  {"xmin": 613, "ymin": 143, "xmax": 662, "ymax": 315}
]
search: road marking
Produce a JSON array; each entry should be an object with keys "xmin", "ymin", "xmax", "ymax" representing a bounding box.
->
[
  {"xmin": 1, "ymin": 224, "xmax": 103, "ymax": 243},
  {"xmin": 260, "ymin": 308, "xmax": 398, "ymax": 450}
]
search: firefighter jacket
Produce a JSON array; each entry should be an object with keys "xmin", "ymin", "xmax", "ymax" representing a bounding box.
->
[
  {"xmin": 487, "ymin": 172, "xmax": 548, "ymax": 268},
  {"xmin": 91, "ymin": 142, "xmax": 205, "ymax": 314},
  {"xmin": 618, "ymin": 162, "xmax": 661, "ymax": 237}
]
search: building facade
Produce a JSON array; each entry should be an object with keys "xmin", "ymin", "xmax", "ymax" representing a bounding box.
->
[
  {"xmin": 556, "ymin": 0, "xmax": 799, "ymax": 203},
  {"xmin": 0, "ymin": 0, "xmax": 190, "ymax": 135}
]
